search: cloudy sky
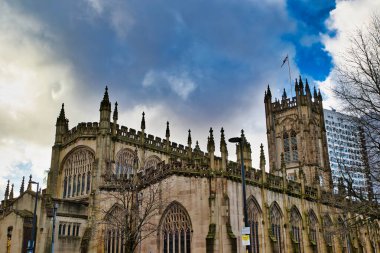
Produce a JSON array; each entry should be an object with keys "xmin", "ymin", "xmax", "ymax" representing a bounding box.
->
[{"xmin": 0, "ymin": 0, "xmax": 379, "ymax": 197}]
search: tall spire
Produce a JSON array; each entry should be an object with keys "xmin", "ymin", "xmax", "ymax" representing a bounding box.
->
[
  {"xmin": 267, "ymin": 85, "xmax": 272, "ymax": 97},
  {"xmin": 318, "ymin": 89, "xmax": 322, "ymax": 100},
  {"xmin": 113, "ymin": 102, "xmax": 118, "ymax": 122},
  {"xmin": 260, "ymin": 144, "xmax": 267, "ymax": 182},
  {"xmin": 187, "ymin": 129, "xmax": 192, "ymax": 147},
  {"xmin": 9, "ymin": 184, "xmax": 14, "ymax": 199},
  {"xmin": 260, "ymin": 143, "xmax": 265, "ymax": 160},
  {"xmin": 313, "ymin": 86, "xmax": 318, "ymax": 99},
  {"xmin": 195, "ymin": 140, "xmax": 200, "ymax": 151},
  {"xmin": 220, "ymin": 127, "xmax": 226, "ymax": 152},
  {"xmin": 299, "ymin": 76, "xmax": 304, "ymax": 92},
  {"xmin": 295, "ymin": 78, "xmax": 299, "ymax": 92},
  {"xmin": 305, "ymin": 78, "xmax": 310, "ymax": 94},
  {"xmin": 241, "ymin": 129, "xmax": 246, "ymax": 142},
  {"xmin": 165, "ymin": 121, "xmax": 170, "ymax": 139},
  {"xmin": 20, "ymin": 176, "xmax": 25, "ymax": 195},
  {"xmin": 141, "ymin": 112, "xmax": 146, "ymax": 131},
  {"xmin": 99, "ymin": 86, "xmax": 112, "ymax": 132},
  {"xmin": 220, "ymin": 128, "xmax": 228, "ymax": 170},
  {"xmin": 55, "ymin": 103, "xmax": 69, "ymax": 144},
  {"xmin": 58, "ymin": 103, "xmax": 66, "ymax": 121},
  {"xmin": 207, "ymin": 127, "xmax": 215, "ymax": 152},
  {"xmin": 282, "ymin": 88, "xmax": 287, "ymax": 100},
  {"xmin": 101, "ymin": 86, "xmax": 110, "ymax": 106},
  {"xmin": 4, "ymin": 180, "xmax": 9, "ymax": 200},
  {"xmin": 100, "ymin": 86, "xmax": 111, "ymax": 110},
  {"xmin": 27, "ymin": 175, "xmax": 32, "ymax": 191}
]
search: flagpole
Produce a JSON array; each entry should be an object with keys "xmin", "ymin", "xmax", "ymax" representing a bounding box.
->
[
  {"xmin": 281, "ymin": 54, "xmax": 293, "ymax": 98},
  {"xmin": 287, "ymin": 56, "xmax": 292, "ymax": 98}
]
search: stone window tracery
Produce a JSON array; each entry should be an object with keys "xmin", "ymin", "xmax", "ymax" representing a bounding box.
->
[
  {"xmin": 290, "ymin": 206, "xmax": 302, "ymax": 253},
  {"xmin": 291, "ymin": 130, "xmax": 298, "ymax": 161},
  {"xmin": 161, "ymin": 202, "xmax": 192, "ymax": 253},
  {"xmin": 270, "ymin": 202, "xmax": 283, "ymax": 253},
  {"xmin": 62, "ymin": 147, "xmax": 94, "ymax": 199},
  {"xmin": 337, "ymin": 217, "xmax": 349, "ymax": 250},
  {"xmin": 248, "ymin": 196, "xmax": 261, "ymax": 253},
  {"xmin": 323, "ymin": 215, "xmax": 333, "ymax": 248},
  {"xmin": 308, "ymin": 210, "xmax": 319, "ymax": 253},
  {"xmin": 115, "ymin": 148, "xmax": 137, "ymax": 178},
  {"xmin": 283, "ymin": 130, "xmax": 298, "ymax": 162},
  {"xmin": 283, "ymin": 132, "xmax": 290, "ymax": 162},
  {"xmin": 104, "ymin": 205, "xmax": 125, "ymax": 253},
  {"xmin": 144, "ymin": 155, "xmax": 161, "ymax": 171}
]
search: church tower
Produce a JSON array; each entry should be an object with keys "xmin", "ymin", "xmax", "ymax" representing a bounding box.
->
[{"xmin": 264, "ymin": 77, "xmax": 332, "ymax": 189}]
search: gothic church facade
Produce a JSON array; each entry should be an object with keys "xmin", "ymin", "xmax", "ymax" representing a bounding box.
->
[{"xmin": 1, "ymin": 79, "xmax": 379, "ymax": 253}]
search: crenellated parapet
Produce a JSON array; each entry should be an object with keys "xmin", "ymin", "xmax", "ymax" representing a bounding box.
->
[
  {"xmin": 99, "ymin": 156, "xmax": 322, "ymax": 203},
  {"xmin": 61, "ymin": 122, "xmax": 99, "ymax": 144}
]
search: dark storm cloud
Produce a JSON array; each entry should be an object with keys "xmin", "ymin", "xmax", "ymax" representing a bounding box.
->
[{"xmin": 7, "ymin": 0, "xmax": 296, "ymax": 123}]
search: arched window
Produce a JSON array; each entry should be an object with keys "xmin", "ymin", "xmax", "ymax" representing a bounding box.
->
[
  {"xmin": 283, "ymin": 130, "xmax": 298, "ymax": 162},
  {"xmin": 291, "ymin": 130, "xmax": 298, "ymax": 161},
  {"xmin": 283, "ymin": 132, "xmax": 290, "ymax": 162},
  {"xmin": 270, "ymin": 202, "xmax": 283, "ymax": 253},
  {"xmin": 308, "ymin": 210, "xmax": 319, "ymax": 252},
  {"xmin": 247, "ymin": 196, "xmax": 262, "ymax": 253},
  {"xmin": 160, "ymin": 202, "xmax": 192, "ymax": 253},
  {"xmin": 290, "ymin": 206, "xmax": 302, "ymax": 253},
  {"xmin": 322, "ymin": 215, "xmax": 333, "ymax": 248},
  {"xmin": 337, "ymin": 217, "xmax": 350, "ymax": 251},
  {"xmin": 104, "ymin": 205, "xmax": 125, "ymax": 253},
  {"xmin": 62, "ymin": 147, "xmax": 94, "ymax": 198},
  {"xmin": 144, "ymin": 155, "xmax": 161, "ymax": 171},
  {"xmin": 115, "ymin": 148, "xmax": 137, "ymax": 179}
]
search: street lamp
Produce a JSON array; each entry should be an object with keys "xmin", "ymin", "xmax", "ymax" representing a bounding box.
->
[
  {"xmin": 27, "ymin": 181, "xmax": 39, "ymax": 253},
  {"xmin": 229, "ymin": 131, "xmax": 250, "ymax": 253}
]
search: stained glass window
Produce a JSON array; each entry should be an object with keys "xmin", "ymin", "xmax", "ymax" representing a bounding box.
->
[{"xmin": 161, "ymin": 202, "xmax": 192, "ymax": 253}]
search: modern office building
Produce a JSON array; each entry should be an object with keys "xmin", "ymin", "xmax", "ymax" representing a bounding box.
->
[{"xmin": 324, "ymin": 109, "xmax": 368, "ymax": 194}]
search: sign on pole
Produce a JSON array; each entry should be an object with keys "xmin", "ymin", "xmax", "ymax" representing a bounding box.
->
[
  {"xmin": 241, "ymin": 227, "xmax": 250, "ymax": 235},
  {"xmin": 242, "ymin": 235, "xmax": 250, "ymax": 246}
]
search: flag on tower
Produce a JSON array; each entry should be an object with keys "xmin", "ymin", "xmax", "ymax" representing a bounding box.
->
[{"xmin": 281, "ymin": 55, "xmax": 289, "ymax": 67}]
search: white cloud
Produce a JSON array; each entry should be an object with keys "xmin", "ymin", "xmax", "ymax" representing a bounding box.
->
[
  {"xmin": 320, "ymin": 0, "xmax": 380, "ymax": 108},
  {"xmin": 0, "ymin": 2, "xmax": 79, "ymax": 197},
  {"xmin": 142, "ymin": 70, "xmax": 197, "ymax": 100}
]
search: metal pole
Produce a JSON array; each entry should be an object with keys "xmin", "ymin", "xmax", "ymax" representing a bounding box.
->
[
  {"xmin": 240, "ymin": 139, "xmax": 250, "ymax": 253},
  {"xmin": 51, "ymin": 203, "xmax": 58, "ymax": 253},
  {"xmin": 28, "ymin": 182, "xmax": 39, "ymax": 253}
]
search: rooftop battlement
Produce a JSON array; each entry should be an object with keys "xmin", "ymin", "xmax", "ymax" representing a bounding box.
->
[{"xmin": 265, "ymin": 76, "xmax": 323, "ymax": 113}]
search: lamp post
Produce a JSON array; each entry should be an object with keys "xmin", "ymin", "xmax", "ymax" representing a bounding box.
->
[
  {"xmin": 27, "ymin": 181, "xmax": 39, "ymax": 253},
  {"xmin": 229, "ymin": 132, "xmax": 250, "ymax": 253}
]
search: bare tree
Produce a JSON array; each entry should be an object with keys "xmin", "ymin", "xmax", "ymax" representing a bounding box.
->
[
  {"xmin": 332, "ymin": 14, "xmax": 380, "ymax": 218},
  {"xmin": 97, "ymin": 161, "xmax": 168, "ymax": 253}
]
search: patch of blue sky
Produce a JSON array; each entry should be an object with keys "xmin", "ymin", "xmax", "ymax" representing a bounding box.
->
[{"xmin": 284, "ymin": 0, "xmax": 336, "ymax": 81}]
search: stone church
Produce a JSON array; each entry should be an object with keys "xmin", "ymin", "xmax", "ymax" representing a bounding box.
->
[{"xmin": 1, "ymin": 78, "xmax": 379, "ymax": 253}]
